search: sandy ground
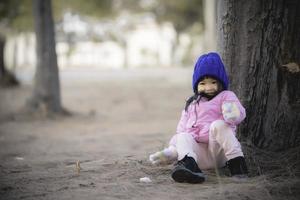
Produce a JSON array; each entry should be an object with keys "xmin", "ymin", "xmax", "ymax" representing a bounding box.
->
[{"xmin": 0, "ymin": 68, "xmax": 298, "ymax": 200}]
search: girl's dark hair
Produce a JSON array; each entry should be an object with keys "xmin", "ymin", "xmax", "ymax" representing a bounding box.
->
[{"xmin": 185, "ymin": 93, "xmax": 201, "ymax": 111}]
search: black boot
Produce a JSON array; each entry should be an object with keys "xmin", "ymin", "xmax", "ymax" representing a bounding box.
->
[
  {"xmin": 171, "ymin": 155, "xmax": 205, "ymax": 183},
  {"xmin": 227, "ymin": 156, "xmax": 248, "ymax": 177}
]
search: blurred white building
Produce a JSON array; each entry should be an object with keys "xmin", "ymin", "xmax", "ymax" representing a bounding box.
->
[
  {"xmin": 126, "ymin": 19, "xmax": 176, "ymax": 68},
  {"xmin": 4, "ymin": 11, "xmax": 207, "ymax": 70}
]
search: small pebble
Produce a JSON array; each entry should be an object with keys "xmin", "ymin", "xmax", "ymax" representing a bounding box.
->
[{"xmin": 139, "ymin": 177, "xmax": 152, "ymax": 183}]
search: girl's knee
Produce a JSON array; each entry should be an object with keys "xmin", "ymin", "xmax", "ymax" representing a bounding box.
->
[
  {"xmin": 210, "ymin": 120, "xmax": 227, "ymax": 130},
  {"xmin": 210, "ymin": 120, "xmax": 229, "ymax": 137}
]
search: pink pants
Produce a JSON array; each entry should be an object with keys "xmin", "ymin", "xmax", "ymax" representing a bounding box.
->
[{"xmin": 174, "ymin": 120, "xmax": 244, "ymax": 170}]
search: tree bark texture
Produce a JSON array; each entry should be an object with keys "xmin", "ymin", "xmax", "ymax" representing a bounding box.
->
[
  {"xmin": 30, "ymin": 0, "xmax": 62, "ymax": 113},
  {"xmin": 217, "ymin": 0, "xmax": 300, "ymax": 151}
]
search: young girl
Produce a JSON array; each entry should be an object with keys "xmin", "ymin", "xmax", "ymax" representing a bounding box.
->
[{"xmin": 149, "ymin": 52, "xmax": 248, "ymax": 183}]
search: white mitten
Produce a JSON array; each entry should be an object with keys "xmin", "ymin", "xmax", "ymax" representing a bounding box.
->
[
  {"xmin": 222, "ymin": 102, "xmax": 240, "ymax": 122},
  {"xmin": 149, "ymin": 146, "xmax": 178, "ymax": 165}
]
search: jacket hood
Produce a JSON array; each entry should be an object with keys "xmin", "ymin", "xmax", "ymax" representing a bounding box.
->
[{"xmin": 192, "ymin": 52, "xmax": 229, "ymax": 93}]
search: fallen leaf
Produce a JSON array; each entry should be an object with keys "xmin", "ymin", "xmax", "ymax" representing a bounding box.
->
[{"xmin": 282, "ymin": 62, "xmax": 300, "ymax": 73}]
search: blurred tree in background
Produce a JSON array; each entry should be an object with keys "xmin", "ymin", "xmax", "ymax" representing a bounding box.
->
[
  {"xmin": 0, "ymin": 0, "xmax": 33, "ymax": 87},
  {"xmin": 1, "ymin": 0, "xmax": 204, "ymax": 115},
  {"xmin": 27, "ymin": 0, "xmax": 64, "ymax": 115},
  {"xmin": 0, "ymin": 0, "xmax": 115, "ymax": 89},
  {"xmin": 0, "ymin": 0, "xmax": 114, "ymax": 114}
]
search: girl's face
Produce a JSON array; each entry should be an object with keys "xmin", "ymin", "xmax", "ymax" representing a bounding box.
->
[{"xmin": 197, "ymin": 77, "xmax": 219, "ymax": 96}]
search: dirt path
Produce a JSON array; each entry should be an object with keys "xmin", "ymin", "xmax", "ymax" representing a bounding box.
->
[{"xmin": 0, "ymin": 68, "xmax": 297, "ymax": 200}]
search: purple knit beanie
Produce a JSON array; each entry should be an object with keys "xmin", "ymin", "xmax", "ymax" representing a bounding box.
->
[{"xmin": 192, "ymin": 52, "xmax": 229, "ymax": 93}]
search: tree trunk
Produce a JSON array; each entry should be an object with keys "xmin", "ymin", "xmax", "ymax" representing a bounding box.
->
[
  {"xmin": 217, "ymin": 0, "xmax": 300, "ymax": 151},
  {"xmin": 28, "ymin": 0, "xmax": 63, "ymax": 114},
  {"xmin": 0, "ymin": 34, "xmax": 19, "ymax": 87}
]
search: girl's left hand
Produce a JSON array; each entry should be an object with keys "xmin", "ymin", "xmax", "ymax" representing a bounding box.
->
[{"xmin": 222, "ymin": 102, "xmax": 240, "ymax": 122}]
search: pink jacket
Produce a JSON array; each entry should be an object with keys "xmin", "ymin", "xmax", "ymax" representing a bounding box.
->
[{"xmin": 169, "ymin": 90, "xmax": 246, "ymax": 145}]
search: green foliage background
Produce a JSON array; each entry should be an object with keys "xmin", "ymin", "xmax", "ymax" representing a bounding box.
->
[{"xmin": 0, "ymin": 0, "xmax": 203, "ymax": 34}]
